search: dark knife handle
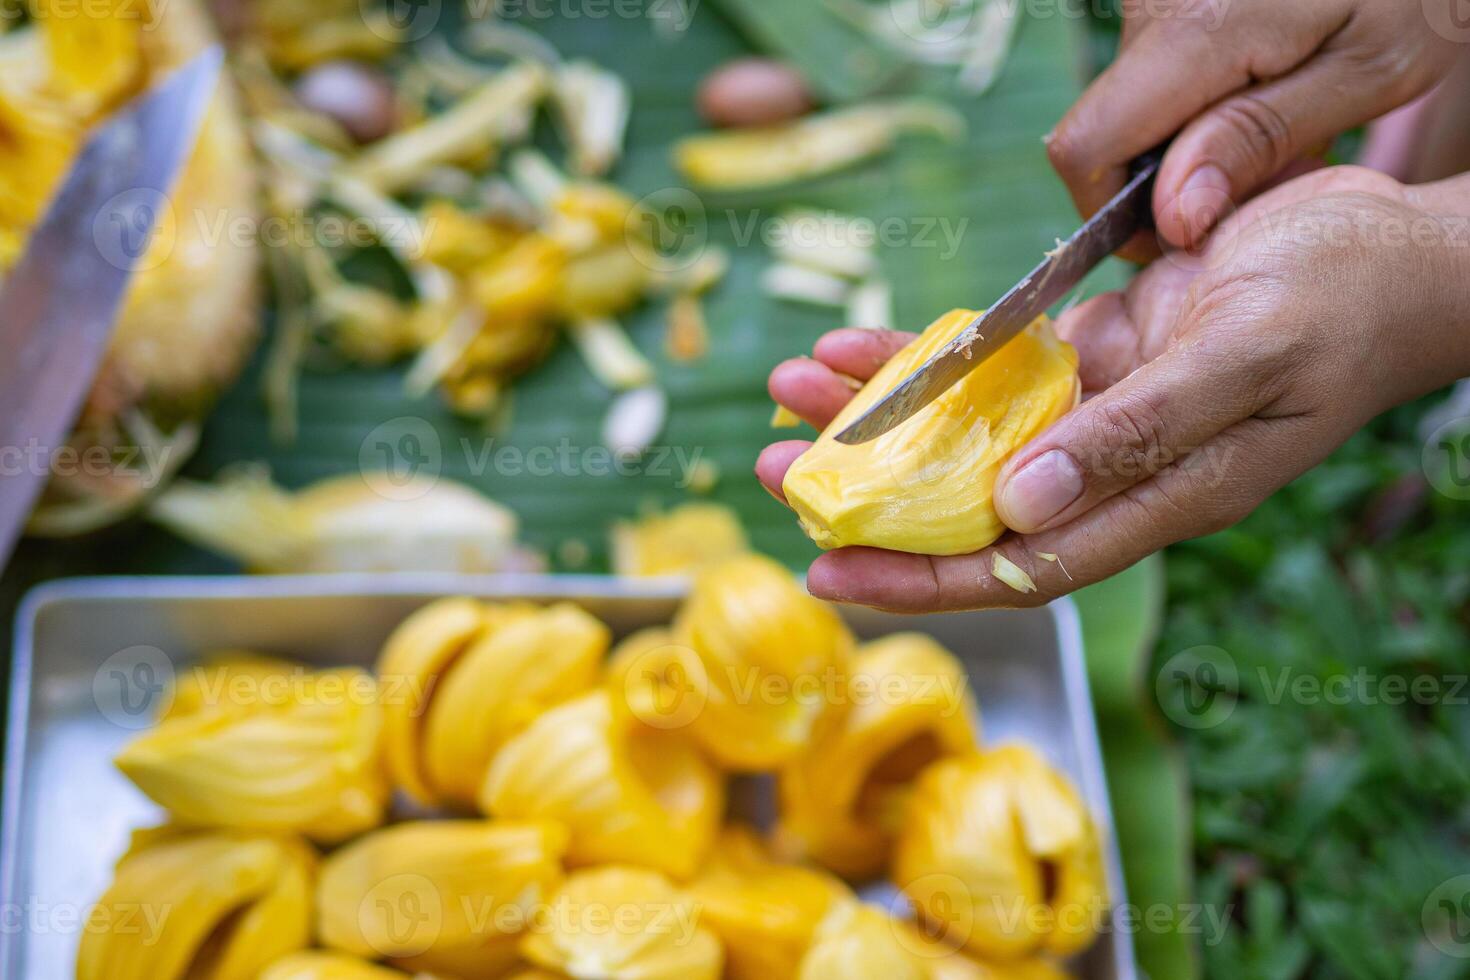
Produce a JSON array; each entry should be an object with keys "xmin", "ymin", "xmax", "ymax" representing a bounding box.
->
[{"xmin": 1127, "ymin": 143, "xmax": 1170, "ymax": 229}]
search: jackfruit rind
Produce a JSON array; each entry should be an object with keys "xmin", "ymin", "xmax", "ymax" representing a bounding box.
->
[
  {"xmin": 779, "ymin": 633, "xmax": 980, "ymax": 878},
  {"xmin": 782, "ymin": 311, "xmax": 1079, "ymax": 556}
]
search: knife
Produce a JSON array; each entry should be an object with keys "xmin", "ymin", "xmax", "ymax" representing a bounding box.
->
[
  {"xmin": 0, "ymin": 46, "xmax": 223, "ymax": 568},
  {"xmin": 834, "ymin": 150, "xmax": 1164, "ymax": 445}
]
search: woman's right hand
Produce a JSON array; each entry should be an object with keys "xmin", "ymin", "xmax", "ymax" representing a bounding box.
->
[{"xmin": 1049, "ymin": 0, "xmax": 1465, "ymax": 256}]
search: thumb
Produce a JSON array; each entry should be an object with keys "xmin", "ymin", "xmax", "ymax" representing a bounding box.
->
[{"xmin": 993, "ymin": 334, "xmax": 1262, "ymax": 534}]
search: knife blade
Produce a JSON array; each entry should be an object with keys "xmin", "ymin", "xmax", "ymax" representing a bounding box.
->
[
  {"xmin": 0, "ymin": 46, "xmax": 223, "ymax": 568},
  {"xmin": 834, "ymin": 151, "xmax": 1163, "ymax": 445}
]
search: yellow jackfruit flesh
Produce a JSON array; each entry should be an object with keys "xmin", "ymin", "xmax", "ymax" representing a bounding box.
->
[
  {"xmin": 779, "ymin": 633, "xmax": 980, "ymax": 878},
  {"xmin": 260, "ymin": 952, "xmax": 411, "ymax": 980},
  {"xmin": 375, "ymin": 598, "xmax": 606, "ymax": 808},
  {"xmin": 672, "ymin": 554, "xmax": 854, "ymax": 770},
  {"xmin": 480, "ymin": 690, "xmax": 724, "ymax": 879},
  {"xmin": 609, "ymin": 503, "xmax": 750, "ymax": 578},
  {"xmin": 520, "ymin": 866, "xmax": 724, "ymax": 980},
  {"xmin": 114, "ymin": 668, "xmax": 387, "ymax": 842},
  {"xmin": 687, "ymin": 825, "xmax": 851, "ymax": 980},
  {"xmin": 162, "ymin": 652, "xmax": 307, "ymax": 720},
  {"xmin": 420, "ymin": 602, "xmax": 609, "ymax": 806},
  {"xmin": 893, "ymin": 746, "xmax": 1106, "ymax": 960},
  {"xmin": 782, "ymin": 311, "xmax": 1079, "ymax": 556},
  {"xmin": 316, "ymin": 819, "xmax": 567, "ymax": 963},
  {"xmin": 796, "ymin": 901, "xmax": 926, "ymax": 980},
  {"xmin": 78, "ymin": 830, "xmax": 314, "ymax": 980},
  {"xmin": 896, "ymin": 922, "xmax": 1077, "ymax": 980}
]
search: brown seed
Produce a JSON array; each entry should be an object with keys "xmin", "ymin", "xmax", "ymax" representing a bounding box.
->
[
  {"xmin": 293, "ymin": 61, "xmax": 399, "ymax": 144},
  {"xmin": 696, "ymin": 57, "xmax": 814, "ymax": 129}
]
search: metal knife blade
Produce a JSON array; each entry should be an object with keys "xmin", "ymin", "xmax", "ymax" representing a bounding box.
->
[
  {"xmin": 0, "ymin": 46, "xmax": 223, "ymax": 567},
  {"xmin": 834, "ymin": 153, "xmax": 1162, "ymax": 445}
]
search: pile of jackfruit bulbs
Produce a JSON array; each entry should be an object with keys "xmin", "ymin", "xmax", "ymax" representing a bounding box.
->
[{"xmin": 84, "ymin": 554, "xmax": 1105, "ymax": 980}]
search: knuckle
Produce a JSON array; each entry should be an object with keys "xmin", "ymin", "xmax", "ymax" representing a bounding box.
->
[
  {"xmin": 1212, "ymin": 93, "xmax": 1295, "ymax": 180},
  {"xmin": 1085, "ymin": 390, "xmax": 1174, "ymax": 483},
  {"xmin": 1045, "ymin": 125, "xmax": 1086, "ymax": 180}
]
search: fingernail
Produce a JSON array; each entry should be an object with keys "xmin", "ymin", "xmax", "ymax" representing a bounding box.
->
[
  {"xmin": 1172, "ymin": 165, "xmax": 1231, "ymax": 242},
  {"xmin": 998, "ymin": 450, "xmax": 1085, "ymax": 532}
]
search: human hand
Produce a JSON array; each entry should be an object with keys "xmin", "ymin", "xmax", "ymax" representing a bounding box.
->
[
  {"xmin": 758, "ymin": 166, "xmax": 1470, "ymax": 612},
  {"xmin": 1049, "ymin": 0, "xmax": 1464, "ymax": 256}
]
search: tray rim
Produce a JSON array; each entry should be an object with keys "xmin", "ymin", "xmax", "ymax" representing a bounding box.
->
[{"xmin": 3, "ymin": 572, "xmax": 1135, "ymax": 978}]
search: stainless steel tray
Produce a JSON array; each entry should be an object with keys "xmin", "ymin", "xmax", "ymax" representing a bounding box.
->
[{"xmin": 3, "ymin": 574, "xmax": 1137, "ymax": 979}]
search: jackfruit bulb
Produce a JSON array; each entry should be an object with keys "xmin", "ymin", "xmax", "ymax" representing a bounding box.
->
[
  {"xmin": 779, "ymin": 633, "xmax": 981, "ymax": 878},
  {"xmin": 783, "ymin": 312, "xmax": 1079, "ymax": 556},
  {"xmin": 78, "ymin": 830, "xmax": 314, "ymax": 980},
  {"xmin": 315, "ymin": 819, "xmax": 567, "ymax": 966},
  {"xmin": 893, "ymin": 746, "xmax": 1106, "ymax": 960},
  {"xmin": 672, "ymin": 554, "xmax": 854, "ymax": 770}
]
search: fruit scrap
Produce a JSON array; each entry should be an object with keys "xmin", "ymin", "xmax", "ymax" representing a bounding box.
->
[
  {"xmin": 992, "ymin": 553, "xmax": 1038, "ymax": 595},
  {"xmin": 609, "ymin": 503, "xmax": 750, "ymax": 578},
  {"xmin": 675, "ymin": 99, "xmax": 965, "ymax": 190},
  {"xmin": 783, "ymin": 310, "xmax": 1079, "ymax": 556},
  {"xmin": 148, "ymin": 468, "xmax": 536, "ymax": 575}
]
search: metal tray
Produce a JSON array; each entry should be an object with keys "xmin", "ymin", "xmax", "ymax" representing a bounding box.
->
[{"xmin": 2, "ymin": 574, "xmax": 1137, "ymax": 979}]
